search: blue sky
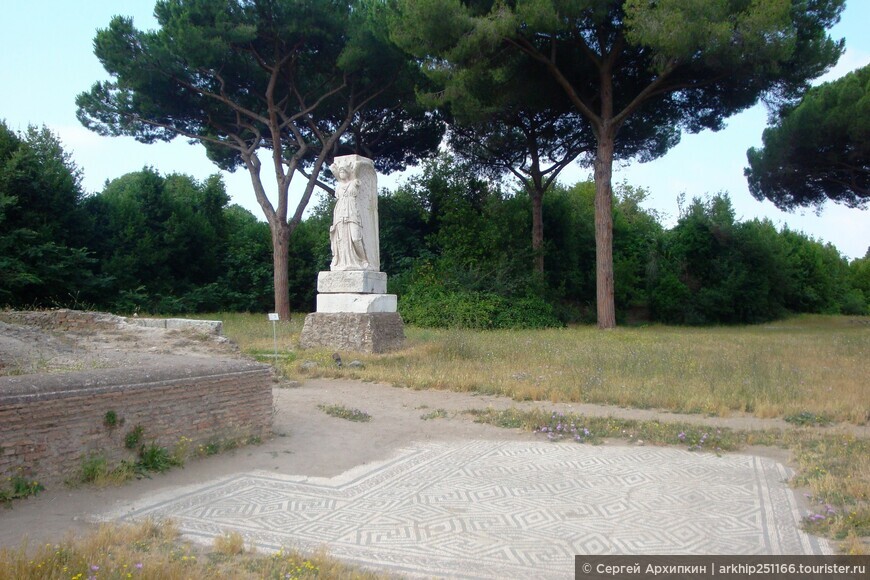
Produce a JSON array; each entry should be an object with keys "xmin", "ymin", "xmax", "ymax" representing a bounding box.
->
[{"xmin": 2, "ymin": 1, "xmax": 868, "ymax": 259}]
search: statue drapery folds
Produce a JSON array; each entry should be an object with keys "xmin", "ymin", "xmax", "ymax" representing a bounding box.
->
[{"xmin": 329, "ymin": 155, "xmax": 380, "ymax": 272}]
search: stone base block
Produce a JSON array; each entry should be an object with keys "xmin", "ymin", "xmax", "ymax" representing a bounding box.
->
[
  {"xmin": 318, "ymin": 271, "xmax": 387, "ymax": 294},
  {"xmin": 316, "ymin": 293, "xmax": 397, "ymax": 313},
  {"xmin": 299, "ymin": 312, "xmax": 405, "ymax": 353}
]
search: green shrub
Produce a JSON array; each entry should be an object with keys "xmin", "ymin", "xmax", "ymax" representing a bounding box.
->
[
  {"xmin": 80, "ymin": 454, "xmax": 110, "ymax": 483},
  {"xmin": 137, "ymin": 443, "xmax": 180, "ymax": 473},
  {"xmin": 0, "ymin": 475, "xmax": 44, "ymax": 503},
  {"xmin": 840, "ymin": 288, "xmax": 867, "ymax": 315},
  {"xmin": 400, "ymin": 284, "xmax": 560, "ymax": 330},
  {"xmin": 492, "ymin": 296, "xmax": 561, "ymax": 329},
  {"xmin": 124, "ymin": 425, "xmax": 144, "ymax": 450}
]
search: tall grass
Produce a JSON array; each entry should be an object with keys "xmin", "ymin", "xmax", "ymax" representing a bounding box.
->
[
  {"xmin": 214, "ymin": 313, "xmax": 868, "ymax": 424},
  {"xmin": 0, "ymin": 519, "xmax": 385, "ymax": 579}
]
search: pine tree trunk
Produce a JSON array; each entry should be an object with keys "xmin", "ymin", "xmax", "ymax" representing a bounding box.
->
[
  {"xmin": 531, "ymin": 188, "xmax": 545, "ymax": 274},
  {"xmin": 270, "ymin": 221, "xmax": 292, "ymax": 321},
  {"xmin": 594, "ymin": 131, "xmax": 616, "ymax": 329}
]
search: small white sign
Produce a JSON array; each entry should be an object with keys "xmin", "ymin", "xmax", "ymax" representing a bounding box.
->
[{"xmin": 268, "ymin": 313, "xmax": 280, "ymax": 321}]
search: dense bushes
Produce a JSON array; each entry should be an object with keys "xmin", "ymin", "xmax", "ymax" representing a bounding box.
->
[
  {"xmin": 0, "ymin": 129, "xmax": 865, "ymax": 325},
  {"xmin": 646, "ymin": 195, "xmax": 861, "ymax": 324},
  {"xmin": 398, "ymin": 263, "xmax": 559, "ymax": 329},
  {"xmin": 377, "ymin": 156, "xmax": 865, "ymax": 327}
]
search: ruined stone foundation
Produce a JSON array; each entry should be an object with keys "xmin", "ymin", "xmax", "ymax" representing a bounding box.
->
[{"xmin": 299, "ymin": 271, "xmax": 405, "ymax": 353}]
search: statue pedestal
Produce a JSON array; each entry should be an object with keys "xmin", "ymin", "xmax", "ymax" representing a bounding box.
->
[{"xmin": 299, "ymin": 271, "xmax": 405, "ymax": 353}]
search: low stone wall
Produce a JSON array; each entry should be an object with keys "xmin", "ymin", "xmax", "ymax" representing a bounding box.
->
[
  {"xmin": 0, "ymin": 309, "xmax": 222, "ymax": 335},
  {"xmin": 0, "ymin": 309, "xmax": 125, "ymax": 333},
  {"xmin": 0, "ymin": 358, "xmax": 273, "ymax": 487}
]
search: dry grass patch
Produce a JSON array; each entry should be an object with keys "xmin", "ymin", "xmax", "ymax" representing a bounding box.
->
[
  {"xmin": 233, "ymin": 314, "xmax": 869, "ymax": 424},
  {"xmin": 0, "ymin": 519, "xmax": 387, "ymax": 579}
]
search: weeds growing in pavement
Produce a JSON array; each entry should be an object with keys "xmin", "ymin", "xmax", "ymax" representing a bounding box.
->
[
  {"xmin": 420, "ymin": 409, "xmax": 449, "ymax": 420},
  {"xmin": 318, "ymin": 404, "xmax": 372, "ymax": 422}
]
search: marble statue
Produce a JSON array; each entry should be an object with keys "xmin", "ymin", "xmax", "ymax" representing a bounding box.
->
[
  {"xmin": 300, "ymin": 153, "xmax": 404, "ymax": 353},
  {"xmin": 329, "ymin": 155, "xmax": 380, "ymax": 272}
]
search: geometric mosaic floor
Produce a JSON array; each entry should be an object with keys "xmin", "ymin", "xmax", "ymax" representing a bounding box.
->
[{"xmin": 119, "ymin": 441, "xmax": 831, "ymax": 579}]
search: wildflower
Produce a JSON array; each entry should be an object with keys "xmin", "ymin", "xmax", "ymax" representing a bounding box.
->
[
  {"xmin": 678, "ymin": 432, "xmax": 686, "ymax": 441},
  {"xmin": 135, "ymin": 563, "xmax": 143, "ymax": 569},
  {"xmin": 91, "ymin": 565, "xmax": 100, "ymax": 571}
]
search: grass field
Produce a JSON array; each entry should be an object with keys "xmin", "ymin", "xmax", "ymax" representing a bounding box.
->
[{"xmin": 216, "ymin": 313, "xmax": 870, "ymax": 425}]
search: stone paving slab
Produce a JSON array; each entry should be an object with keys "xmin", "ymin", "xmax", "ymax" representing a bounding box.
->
[{"xmin": 116, "ymin": 440, "xmax": 830, "ymax": 579}]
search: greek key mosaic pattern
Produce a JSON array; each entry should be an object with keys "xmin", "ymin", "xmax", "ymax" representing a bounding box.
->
[{"xmin": 122, "ymin": 441, "xmax": 830, "ymax": 579}]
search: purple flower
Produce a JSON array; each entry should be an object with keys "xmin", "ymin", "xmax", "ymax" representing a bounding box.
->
[
  {"xmin": 678, "ymin": 432, "xmax": 686, "ymax": 441},
  {"xmin": 583, "ymin": 428, "xmax": 590, "ymax": 436},
  {"xmin": 135, "ymin": 563, "xmax": 143, "ymax": 569},
  {"xmin": 91, "ymin": 565, "xmax": 100, "ymax": 571}
]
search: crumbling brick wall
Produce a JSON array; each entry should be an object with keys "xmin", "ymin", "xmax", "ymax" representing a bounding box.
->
[{"xmin": 0, "ymin": 360, "xmax": 273, "ymax": 487}]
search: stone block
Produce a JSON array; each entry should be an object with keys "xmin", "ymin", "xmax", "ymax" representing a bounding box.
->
[
  {"xmin": 125, "ymin": 317, "xmax": 223, "ymax": 334},
  {"xmin": 299, "ymin": 312, "xmax": 405, "ymax": 353},
  {"xmin": 165, "ymin": 318, "xmax": 223, "ymax": 335},
  {"xmin": 317, "ymin": 271, "xmax": 387, "ymax": 294},
  {"xmin": 316, "ymin": 293, "xmax": 397, "ymax": 313}
]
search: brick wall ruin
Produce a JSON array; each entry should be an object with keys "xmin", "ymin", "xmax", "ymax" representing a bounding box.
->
[{"xmin": 0, "ymin": 310, "xmax": 272, "ymax": 488}]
